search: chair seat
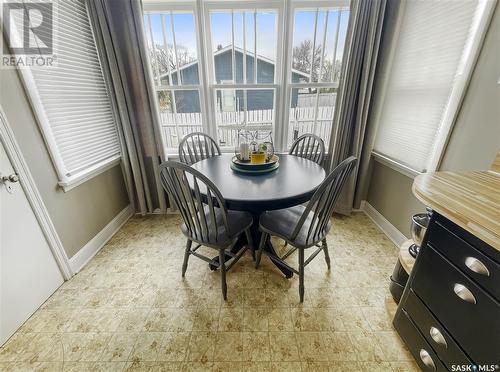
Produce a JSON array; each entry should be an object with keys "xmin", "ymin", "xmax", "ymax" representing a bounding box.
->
[
  {"xmin": 181, "ymin": 206, "xmax": 253, "ymax": 247},
  {"xmin": 259, "ymin": 205, "xmax": 331, "ymax": 249}
]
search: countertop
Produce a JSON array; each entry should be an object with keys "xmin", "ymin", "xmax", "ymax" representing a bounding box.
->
[{"xmin": 412, "ymin": 170, "xmax": 500, "ymax": 252}]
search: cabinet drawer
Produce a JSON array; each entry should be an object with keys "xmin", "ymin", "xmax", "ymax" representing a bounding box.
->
[
  {"xmin": 412, "ymin": 244, "xmax": 500, "ymax": 364},
  {"xmin": 404, "ymin": 289, "xmax": 472, "ymax": 369},
  {"xmin": 428, "ymin": 220, "xmax": 500, "ymax": 301},
  {"xmin": 394, "ymin": 309, "xmax": 447, "ymax": 371}
]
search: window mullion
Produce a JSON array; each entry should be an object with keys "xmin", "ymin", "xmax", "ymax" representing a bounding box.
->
[
  {"xmin": 276, "ymin": 0, "xmax": 292, "ymax": 152},
  {"xmin": 169, "ymin": 12, "xmax": 182, "ymax": 86},
  {"xmin": 147, "ymin": 15, "xmax": 160, "ymax": 86},
  {"xmin": 318, "ymin": 11, "xmax": 329, "ymax": 83},
  {"xmin": 313, "ymin": 89, "xmax": 320, "ymax": 128},
  {"xmin": 331, "ymin": 10, "xmax": 341, "ymax": 82},
  {"xmin": 243, "ymin": 90, "xmax": 248, "ymax": 125},
  {"xmin": 309, "ymin": 9, "xmax": 319, "ymax": 83},
  {"xmin": 169, "ymin": 90, "xmax": 181, "ymax": 146},
  {"xmin": 243, "ymin": 11, "xmax": 247, "ymax": 84},
  {"xmin": 197, "ymin": 0, "xmax": 215, "ymax": 138},
  {"xmin": 231, "ymin": 10, "xmax": 236, "ymax": 83},
  {"xmin": 160, "ymin": 14, "xmax": 174, "ymax": 86},
  {"xmin": 253, "ymin": 10, "xmax": 257, "ymax": 84}
]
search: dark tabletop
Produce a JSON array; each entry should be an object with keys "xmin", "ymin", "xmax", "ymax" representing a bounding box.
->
[{"xmin": 191, "ymin": 154, "xmax": 326, "ymax": 211}]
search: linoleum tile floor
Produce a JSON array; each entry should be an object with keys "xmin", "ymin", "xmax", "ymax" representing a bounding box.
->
[{"xmin": 0, "ymin": 213, "xmax": 420, "ymax": 372}]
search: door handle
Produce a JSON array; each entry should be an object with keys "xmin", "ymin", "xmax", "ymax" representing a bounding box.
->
[
  {"xmin": 419, "ymin": 349, "xmax": 436, "ymax": 370},
  {"xmin": 429, "ymin": 327, "xmax": 447, "ymax": 348},
  {"xmin": 465, "ymin": 257, "xmax": 490, "ymax": 276},
  {"xmin": 453, "ymin": 283, "xmax": 476, "ymax": 304},
  {"xmin": 1, "ymin": 173, "xmax": 19, "ymax": 183}
]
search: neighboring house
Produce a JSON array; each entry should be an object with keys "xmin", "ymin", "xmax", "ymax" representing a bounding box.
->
[{"xmin": 158, "ymin": 46, "xmax": 310, "ymax": 113}]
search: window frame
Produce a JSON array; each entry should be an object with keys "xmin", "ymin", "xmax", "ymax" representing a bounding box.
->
[
  {"xmin": 282, "ymin": 1, "xmax": 350, "ymax": 151},
  {"xmin": 202, "ymin": 0, "xmax": 284, "ymax": 150},
  {"xmin": 371, "ymin": 0, "xmax": 496, "ymax": 177},
  {"xmin": 7, "ymin": 1, "xmax": 122, "ymax": 192},
  {"xmin": 143, "ymin": 3, "xmax": 211, "ymax": 152},
  {"xmin": 143, "ymin": 0, "xmax": 350, "ymax": 154}
]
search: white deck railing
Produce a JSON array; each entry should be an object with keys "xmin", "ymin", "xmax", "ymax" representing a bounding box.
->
[{"xmin": 159, "ymin": 106, "xmax": 334, "ymax": 150}]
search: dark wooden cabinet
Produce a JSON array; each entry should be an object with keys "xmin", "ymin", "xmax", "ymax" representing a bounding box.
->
[
  {"xmin": 405, "ymin": 289, "xmax": 472, "ymax": 370},
  {"xmin": 394, "ymin": 213, "xmax": 500, "ymax": 370},
  {"xmin": 428, "ymin": 220, "xmax": 500, "ymax": 301}
]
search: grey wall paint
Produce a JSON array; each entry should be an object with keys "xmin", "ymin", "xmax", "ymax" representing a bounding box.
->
[
  {"xmin": 0, "ymin": 58, "xmax": 130, "ymax": 259},
  {"xmin": 366, "ymin": 3, "xmax": 500, "ymax": 239},
  {"xmin": 367, "ymin": 162, "xmax": 426, "ymax": 237},
  {"xmin": 440, "ymin": 4, "xmax": 500, "ymax": 171}
]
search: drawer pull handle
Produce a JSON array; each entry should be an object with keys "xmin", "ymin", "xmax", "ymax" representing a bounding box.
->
[
  {"xmin": 429, "ymin": 327, "xmax": 447, "ymax": 348},
  {"xmin": 419, "ymin": 349, "xmax": 436, "ymax": 371},
  {"xmin": 465, "ymin": 257, "xmax": 490, "ymax": 276},
  {"xmin": 453, "ymin": 283, "xmax": 477, "ymax": 304}
]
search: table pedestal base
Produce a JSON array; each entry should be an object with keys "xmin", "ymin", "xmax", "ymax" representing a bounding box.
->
[{"xmin": 209, "ymin": 212, "xmax": 294, "ymax": 278}]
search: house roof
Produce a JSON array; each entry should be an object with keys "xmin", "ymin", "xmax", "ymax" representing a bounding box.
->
[{"xmin": 158, "ymin": 45, "xmax": 309, "ymax": 79}]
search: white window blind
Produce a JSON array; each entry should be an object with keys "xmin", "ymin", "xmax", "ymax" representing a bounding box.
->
[
  {"xmin": 12, "ymin": 0, "xmax": 120, "ymax": 187},
  {"xmin": 373, "ymin": 0, "xmax": 488, "ymax": 173}
]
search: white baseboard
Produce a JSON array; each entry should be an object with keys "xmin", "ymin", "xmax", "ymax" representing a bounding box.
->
[
  {"xmin": 69, "ymin": 205, "xmax": 133, "ymax": 273},
  {"xmin": 360, "ymin": 200, "xmax": 407, "ymax": 248}
]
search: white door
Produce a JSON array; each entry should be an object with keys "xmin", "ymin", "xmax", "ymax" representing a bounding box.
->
[{"xmin": 0, "ymin": 140, "xmax": 64, "ymax": 345}]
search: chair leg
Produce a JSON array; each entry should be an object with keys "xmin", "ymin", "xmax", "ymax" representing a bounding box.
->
[
  {"xmin": 299, "ymin": 248, "xmax": 305, "ymax": 303},
  {"xmin": 219, "ymin": 248, "xmax": 228, "ymax": 301},
  {"xmin": 255, "ymin": 232, "xmax": 268, "ymax": 269},
  {"xmin": 182, "ymin": 239, "xmax": 192, "ymax": 277},
  {"xmin": 322, "ymin": 238, "xmax": 331, "ymax": 270},
  {"xmin": 245, "ymin": 229, "xmax": 255, "ymax": 261}
]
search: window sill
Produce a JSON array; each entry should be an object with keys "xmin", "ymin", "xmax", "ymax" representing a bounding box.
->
[
  {"xmin": 58, "ymin": 155, "xmax": 122, "ymax": 192},
  {"xmin": 371, "ymin": 151, "xmax": 422, "ymax": 179}
]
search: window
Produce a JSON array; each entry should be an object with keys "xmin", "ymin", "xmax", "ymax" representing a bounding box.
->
[
  {"xmin": 285, "ymin": 6, "xmax": 349, "ymax": 150},
  {"xmin": 207, "ymin": 7, "xmax": 279, "ymax": 149},
  {"xmin": 143, "ymin": 0, "xmax": 350, "ymax": 155},
  {"xmin": 373, "ymin": 0, "xmax": 494, "ymax": 174},
  {"xmin": 143, "ymin": 10, "xmax": 205, "ymax": 151},
  {"xmin": 9, "ymin": 0, "xmax": 121, "ymax": 190}
]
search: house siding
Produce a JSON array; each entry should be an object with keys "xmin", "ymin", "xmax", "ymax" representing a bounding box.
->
[{"xmin": 164, "ymin": 49, "xmax": 304, "ymax": 113}]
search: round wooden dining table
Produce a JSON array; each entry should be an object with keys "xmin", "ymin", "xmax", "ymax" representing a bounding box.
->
[{"xmin": 191, "ymin": 154, "xmax": 326, "ymax": 277}]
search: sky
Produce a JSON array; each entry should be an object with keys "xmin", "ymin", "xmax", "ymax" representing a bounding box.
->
[{"xmin": 144, "ymin": 8, "xmax": 349, "ymax": 72}]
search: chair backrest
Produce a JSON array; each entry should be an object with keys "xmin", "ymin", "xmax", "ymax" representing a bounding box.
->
[
  {"xmin": 178, "ymin": 132, "xmax": 221, "ymax": 165},
  {"xmin": 159, "ymin": 161, "xmax": 231, "ymax": 243},
  {"xmin": 291, "ymin": 156, "xmax": 357, "ymax": 246},
  {"xmin": 289, "ymin": 134, "xmax": 325, "ymax": 165}
]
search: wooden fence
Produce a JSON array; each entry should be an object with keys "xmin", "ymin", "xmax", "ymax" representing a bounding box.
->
[{"xmin": 159, "ymin": 106, "xmax": 334, "ymax": 149}]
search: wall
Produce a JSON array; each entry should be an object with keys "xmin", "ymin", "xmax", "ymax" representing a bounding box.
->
[
  {"xmin": 365, "ymin": 3, "xmax": 500, "ymax": 238},
  {"xmin": 0, "ymin": 59, "xmax": 130, "ymax": 259},
  {"xmin": 439, "ymin": 3, "xmax": 500, "ymax": 171},
  {"xmin": 366, "ymin": 162, "xmax": 426, "ymax": 237}
]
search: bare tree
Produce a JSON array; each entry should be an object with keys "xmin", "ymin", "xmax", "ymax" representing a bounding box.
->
[
  {"xmin": 292, "ymin": 40, "xmax": 342, "ymax": 83},
  {"xmin": 149, "ymin": 43, "xmax": 196, "ymax": 111},
  {"xmin": 149, "ymin": 43, "xmax": 195, "ymax": 82},
  {"xmin": 292, "ymin": 40, "xmax": 322, "ymax": 82}
]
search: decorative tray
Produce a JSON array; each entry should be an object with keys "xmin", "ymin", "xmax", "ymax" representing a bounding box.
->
[
  {"xmin": 230, "ymin": 161, "xmax": 279, "ymax": 175},
  {"xmin": 231, "ymin": 154, "xmax": 279, "ymax": 170}
]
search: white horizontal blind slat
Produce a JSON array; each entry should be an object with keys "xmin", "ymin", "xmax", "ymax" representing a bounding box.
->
[
  {"xmin": 373, "ymin": 0, "xmax": 479, "ymax": 172},
  {"xmin": 18, "ymin": 0, "xmax": 121, "ymax": 178}
]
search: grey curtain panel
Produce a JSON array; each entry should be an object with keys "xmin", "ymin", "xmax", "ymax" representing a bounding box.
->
[
  {"xmin": 326, "ymin": 0, "xmax": 387, "ymax": 215},
  {"xmin": 88, "ymin": 0, "xmax": 166, "ymax": 215},
  {"xmin": 353, "ymin": 0, "xmax": 404, "ymax": 209}
]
